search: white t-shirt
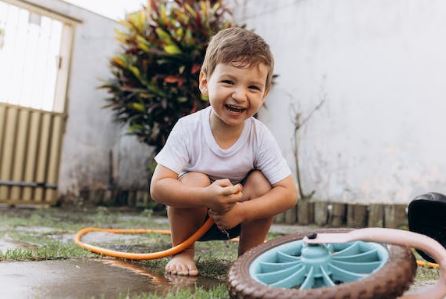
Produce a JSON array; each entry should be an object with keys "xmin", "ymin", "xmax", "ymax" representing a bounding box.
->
[{"xmin": 155, "ymin": 106, "xmax": 291, "ymax": 185}]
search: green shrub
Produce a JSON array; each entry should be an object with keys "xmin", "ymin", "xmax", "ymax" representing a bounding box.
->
[{"xmin": 102, "ymin": 0, "xmax": 236, "ymax": 153}]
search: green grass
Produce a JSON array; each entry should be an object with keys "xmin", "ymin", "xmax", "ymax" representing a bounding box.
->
[
  {"xmin": 0, "ymin": 242, "xmax": 92, "ymax": 261},
  {"xmin": 116, "ymin": 284, "xmax": 228, "ymax": 299},
  {"xmin": 0, "ymin": 207, "xmax": 166, "ymax": 262},
  {"xmin": 416, "ymin": 266, "xmax": 439, "ymax": 281}
]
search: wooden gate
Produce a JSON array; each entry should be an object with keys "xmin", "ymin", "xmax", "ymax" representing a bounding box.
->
[
  {"xmin": 0, "ymin": 103, "xmax": 65, "ymax": 205},
  {"xmin": 0, "ymin": 0, "xmax": 76, "ymax": 206}
]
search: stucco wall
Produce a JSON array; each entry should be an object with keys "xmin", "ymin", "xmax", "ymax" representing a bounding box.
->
[
  {"xmin": 232, "ymin": 0, "xmax": 446, "ymax": 203},
  {"xmin": 26, "ymin": 0, "xmax": 151, "ymax": 195}
]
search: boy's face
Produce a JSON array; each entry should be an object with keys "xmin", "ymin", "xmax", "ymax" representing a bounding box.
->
[{"xmin": 199, "ymin": 62, "xmax": 269, "ymax": 129}]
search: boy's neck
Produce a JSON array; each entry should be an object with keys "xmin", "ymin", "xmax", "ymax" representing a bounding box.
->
[{"xmin": 209, "ymin": 110, "xmax": 245, "ymax": 149}]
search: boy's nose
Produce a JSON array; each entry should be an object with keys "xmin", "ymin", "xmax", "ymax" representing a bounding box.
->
[{"xmin": 232, "ymin": 88, "xmax": 247, "ymax": 102}]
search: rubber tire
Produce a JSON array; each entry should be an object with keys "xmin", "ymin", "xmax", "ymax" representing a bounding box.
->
[{"xmin": 228, "ymin": 229, "xmax": 417, "ymax": 299}]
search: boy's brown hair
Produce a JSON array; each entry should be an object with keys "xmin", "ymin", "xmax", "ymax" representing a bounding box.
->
[{"xmin": 201, "ymin": 27, "xmax": 274, "ymax": 93}]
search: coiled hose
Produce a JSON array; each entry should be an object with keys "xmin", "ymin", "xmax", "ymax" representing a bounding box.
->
[{"xmin": 74, "ymin": 217, "xmax": 214, "ymax": 260}]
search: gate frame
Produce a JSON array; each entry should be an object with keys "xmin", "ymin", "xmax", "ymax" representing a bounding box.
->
[{"xmin": 0, "ymin": 0, "xmax": 80, "ymax": 206}]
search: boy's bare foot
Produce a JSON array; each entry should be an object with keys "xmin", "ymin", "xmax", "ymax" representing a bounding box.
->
[{"xmin": 165, "ymin": 248, "xmax": 198, "ymax": 276}]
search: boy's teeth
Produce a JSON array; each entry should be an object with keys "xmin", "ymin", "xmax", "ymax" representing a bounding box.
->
[{"xmin": 226, "ymin": 104, "xmax": 245, "ymax": 112}]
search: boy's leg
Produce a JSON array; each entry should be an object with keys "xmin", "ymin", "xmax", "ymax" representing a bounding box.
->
[
  {"xmin": 238, "ymin": 170, "xmax": 273, "ymax": 256},
  {"xmin": 166, "ymin": 172, "xmax": 209, "ymax": 276}
]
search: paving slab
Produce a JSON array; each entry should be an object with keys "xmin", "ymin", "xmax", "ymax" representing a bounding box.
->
[{"xmin": 0, "ymin": 259, "xmax": 220, "ymax": 298}]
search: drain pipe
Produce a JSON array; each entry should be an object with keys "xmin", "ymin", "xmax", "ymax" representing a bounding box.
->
[{"xmin": 304, "ymin": 228, "xmax": 446, "ymax": 299}]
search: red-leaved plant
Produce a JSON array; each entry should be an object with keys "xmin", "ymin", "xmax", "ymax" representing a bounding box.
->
[{"xmin": 101, "ymin": 0, "xmax": 236, "ymax": 153}]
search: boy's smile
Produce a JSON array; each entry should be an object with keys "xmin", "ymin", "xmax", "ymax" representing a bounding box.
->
[{"xmin": 200, "ymin": 62, "xmax": 269, "ymax": 132}]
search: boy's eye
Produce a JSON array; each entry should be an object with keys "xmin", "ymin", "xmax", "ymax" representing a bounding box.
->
[
  {"xmin": 221, "ymin": 80, "xmax": 234, "ymax": 85},
  {"xmin": 249, "ymin": 86, "xmax": 261, "ymax": 91}
]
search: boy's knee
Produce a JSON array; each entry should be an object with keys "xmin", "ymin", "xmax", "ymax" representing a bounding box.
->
[
  {"xmin": 246, "ymin": 215, "xmax": 273, "ymax": 226},
  {"xmin": 179, "ymin": 172, "xmax": 211, "ymax": 187},
  {"xmin": 245, "ymin": 170, "xmax": 271, "ymax": 198}
]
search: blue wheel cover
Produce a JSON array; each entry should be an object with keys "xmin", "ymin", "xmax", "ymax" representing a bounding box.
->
[{"xmin": 249, "ymin": 241, "xmax": 389, "ymax": 289}]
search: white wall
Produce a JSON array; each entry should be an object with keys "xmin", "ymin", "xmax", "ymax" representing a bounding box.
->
[
  {"xmin": 233, "ymin": 0, "xmax": 446, "ymax": 203},
  {"xmin": 26, "ymin": 0, "xmax": 151, "ymax": 194}
]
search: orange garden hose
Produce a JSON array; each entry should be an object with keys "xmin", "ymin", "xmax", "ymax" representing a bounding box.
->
[
  {"xmin": 74, "ymin": 217, "xmax": 214, "ymax": 260},
  {"xmin": 416, "ymin": 259, "xmax": 440, "ymax": 269}
]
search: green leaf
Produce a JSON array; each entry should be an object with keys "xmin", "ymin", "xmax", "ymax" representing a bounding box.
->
[
  {"xmin": 111, "ymin": 55, "xmax": 126, "ymax": 68},
  {"xmin": 136, "ymin": 35, "xmax": 150, "ymax": 52},
  {"xmin": 128, "ymin": 124, "xmax": 144, "ymax": 133},
  {"xmin": 164, "ymin": 44, "xmax": 182, "ymax": 55},
  {"xmin": 159, "ymin": 4, "xmax": 169, "ymax": 25},
  {"xmin": 129, "ymin": 102, "xmax": 145, "ymax": 112},
  {"xmin": 128, "ymin": 66, "xmax": 141, "ymax": 80},
  {"xmin": 155, "ymin": 28, "xmax": 171, "ymax": 42},
  {"xmin": 185, "ymin": 4, "xmax": 197, "ymax": 18}
]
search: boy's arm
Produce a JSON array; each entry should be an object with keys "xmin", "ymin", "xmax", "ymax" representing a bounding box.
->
[
  {"xmin": 210, "ymin": 175, "xmax": 298, "ymax": 229},
  {"xmin": 150, "ymin": 164, "xmax": 243, "ymax": 211}
]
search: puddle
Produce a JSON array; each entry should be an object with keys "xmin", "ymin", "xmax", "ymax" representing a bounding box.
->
[{"xmin": 0, "ymin": 259, "xmax": 223, "ymax": 298}]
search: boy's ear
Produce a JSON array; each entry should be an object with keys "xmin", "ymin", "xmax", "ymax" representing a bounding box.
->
[
  {"xmin": 199, "ymin": 71, "xmax": 208, "ymax": 95},
  {"xmin": 262, "ymin": 88, "xmax": 270, "ymax": 99}
]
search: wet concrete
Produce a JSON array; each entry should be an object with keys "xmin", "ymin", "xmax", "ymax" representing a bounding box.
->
[
  {"xmin": 15, "ymin": 226, "xmax": 58, "ymax": 233},
  {"xmin": 0, "ymin": 259, "xmax": 222, "ymax": 298},
  {"xmin": 81, "ymin": 232, "xmax": 143, "ymax": 243},
  {"xmin": 0, "ymin": 239, "xmax": 22, "ymax": 252},
  {"xmin": 0, "ymin": 237, "xmax": 37, "ymax": 253}
]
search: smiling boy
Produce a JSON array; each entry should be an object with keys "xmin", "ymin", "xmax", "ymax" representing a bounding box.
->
[{"xmin": 150, "ymin": 27, "xmax": 298, "ymax": 276}]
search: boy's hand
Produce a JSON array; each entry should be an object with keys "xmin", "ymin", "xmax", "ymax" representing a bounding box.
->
[
  {"xmin": 205, "ymin": 179, "xmax": 243, "ymax": 213},
  {"xmin": 208, "ymin": 203, "xmax": 245, "ymax": 230}
]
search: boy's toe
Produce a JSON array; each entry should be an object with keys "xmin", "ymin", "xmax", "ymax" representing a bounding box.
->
[
  {"xmin": 165, "ymin": 264, "xmax": 175, "ymax": 275},
  {"xmin": 174, "ymin": 265, "xmax": 184, "ymax": 275},
  {"xmin": 187, "ymin": 265, "xmax": 199, "ymax": 276},
  {"xmin": 177, "ymin": 265, "xmax": 189, "ymax": 275}
]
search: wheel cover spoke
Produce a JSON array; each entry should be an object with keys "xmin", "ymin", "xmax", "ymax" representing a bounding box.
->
[{"xmin": 249, "ymin": 240, "xmax": 389, "ymax": 289}]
